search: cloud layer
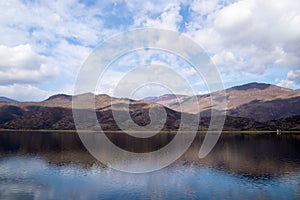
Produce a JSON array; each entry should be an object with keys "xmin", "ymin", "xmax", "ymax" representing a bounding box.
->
[
  {"xmin": 0, "ymin": 0, "xmax": 299, "ymax": 100},
  {"xmin": 0, "ymin": 44, "xmax": 58, "ymax": 85}
]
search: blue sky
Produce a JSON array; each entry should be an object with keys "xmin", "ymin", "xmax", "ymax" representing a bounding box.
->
[{"xmin": 0, "ymin": 0, "xmax": 299, "ymax": 101}]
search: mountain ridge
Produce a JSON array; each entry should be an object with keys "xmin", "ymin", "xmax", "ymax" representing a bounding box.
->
[
  {"xmin": 0, "ymin": 82, "xmax": 299, "ymax": 131},
  {"xmin": 143, "ymin": 82, "xmax": 300, "ymax": 122},
  {"xmin": 0, "ymin": 96, "xmax": 18, "ymax": 103}
]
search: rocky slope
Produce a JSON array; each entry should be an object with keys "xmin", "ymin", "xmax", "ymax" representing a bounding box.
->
[
  {"xmin": 0, "ymin": 83, "xmax": 299, "ymax": 131},
  {"xmin": 144, "ymin": 82, "xmax": 300, "ymax": 122}
]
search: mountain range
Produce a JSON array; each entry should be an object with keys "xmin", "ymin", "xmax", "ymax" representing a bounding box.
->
[
  {"xmin": 0, "ymin": 97, "xmax": 18, "ymax": 103},
  {"xmin": 143, "ymin": 82, "xmax": 300, "ymax": 122},
  {"xmin": 0, "ymin": 82, "xmax": 299, "ymax": 131}
]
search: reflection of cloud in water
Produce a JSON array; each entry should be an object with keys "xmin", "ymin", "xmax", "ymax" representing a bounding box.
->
[
  {"xmin": 0, "ymin": 131, "xmax": 300, "ymax": 199},
  {"xmin": 0, "ymin": 132, "xmax": 300, "ymax": 176},
  {"xmin": 0, "ymin": 156, "xmax": 299, "ymax": 199},
  {"xmin": 0, "ymin": 157, "xmax": 48, "ymax": 200}
]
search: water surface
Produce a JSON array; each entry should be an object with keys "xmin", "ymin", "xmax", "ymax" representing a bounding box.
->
[{"xmin": 0, "ymin": 131, "xmax": 299, "ymax": 199}]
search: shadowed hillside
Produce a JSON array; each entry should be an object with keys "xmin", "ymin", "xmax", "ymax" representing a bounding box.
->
[
  {"xmin": 0, "ymin": 83, "xmax": 299, "ymax": 131},
  {"xmin": 143, "ymin": 82, "xmax": 300, "ymax": 122}
]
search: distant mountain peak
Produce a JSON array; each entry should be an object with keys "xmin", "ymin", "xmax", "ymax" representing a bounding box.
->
[
  {"xmin": 0, "ymin": 96, "xmax": 18, "ymax": 103},
  {"xmin": 46, "ymin": 94, "xmax": 72, "ymax": 101},
  {"xmin": 231, "ymin": 82, "xmax": 272, "ymax": 91},
  {"xmin": 143, "ymin": 94, "xmax": 187, "ymax": 103},
  {"xmin": 45, "ymin": 93, "xmax": 113, "ymax": 102},
  {"xmin": 96, "ymin": 94, "xmax": 111, "ymax": 98}
]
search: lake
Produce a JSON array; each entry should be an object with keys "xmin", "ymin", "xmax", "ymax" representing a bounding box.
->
[{"xmin": 0, "ymin": 131, "xmax": 299, "ymax": 199}]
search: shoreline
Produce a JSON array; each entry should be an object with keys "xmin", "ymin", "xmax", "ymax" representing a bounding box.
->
[{"xmin": 0, "ymin": 129, "xmax": 299, "ymax": 134}]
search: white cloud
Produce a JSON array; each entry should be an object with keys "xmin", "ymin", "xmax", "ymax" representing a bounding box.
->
[
  {"xmin": 214, "ymin": 1, "xmax": 252, "ymax": 34},
  {"xmin": 287, "ymin": 69, "xmax": 300, "ymax": 83},
  {"xmin": 51, "ymin": 40, "xmax": 92, "ymax": 75},
  {"xmin": 181, "ymin": 68, "xmax": 197, "ymax": 77},
  {"xmin": 1, "ymin": 0, "xmax": 300, "ymax": 100},
  {"xmin": 0, "ymin": 44, "xmax": 41, "ymax": 70},
  {"xmin": 191, "ymin": 0, "xmax": 220, "ymax": 15},
  {"xmin": 212, "ymin": 51, "xmax": 236, "ymax": 66},
  {"xmin": 276, "ymin": 69, "xmax": 300, "ymax": 89},
  {"xmin": 0, "ymin": 84, "xmax": 51, "ymax": 101},
  {"xmin": 134, "ymin": 3, "xmax": 183, "ymax": 31},
  {"xmin": 0, "ymin": 0, "xmax": 114, "ymax": 99},
  {"xmin": 0, "ymin": 0, "xmax": 108, "ymax": 46},
  {"xmin": 189, "ymin": 0, "xmax": 300, "ymax": 79},
  {"xmin": 0, "ymin": 44, "xmax": 58, "ymax": 85},
  {"xmin": 277, "ymin": 79, "xmax": 298, "ymax": 89},
  {"xmin": 95, "ymin": 49, "xmax": 201, "ymax": 97}
]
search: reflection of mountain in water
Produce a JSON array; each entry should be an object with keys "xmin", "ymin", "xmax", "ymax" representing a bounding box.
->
[
  {"xmin": 192, "ymin": 133, "xmax": 300, "ymax": 178},
  {"xmin": 0, "ymin": 131, "xmax": 299, "ymax": 178}
]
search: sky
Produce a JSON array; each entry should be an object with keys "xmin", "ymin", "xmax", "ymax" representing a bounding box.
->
[{"xmin": 0, "ymin": 0, "xmax": 299, "ymax": 101}]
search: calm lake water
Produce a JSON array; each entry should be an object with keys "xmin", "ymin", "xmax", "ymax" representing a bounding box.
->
[{"xmin": 0, "ymin": 131, "xmax": 299, "ymax": 200}]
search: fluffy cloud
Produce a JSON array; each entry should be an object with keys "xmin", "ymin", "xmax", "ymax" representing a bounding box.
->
[
  {"xmin": 0, "ymin": 44, "xmax": 58, "ymax": 85},
  {"xmin": 0, "ymin": 84, "xmax": 51, "ymax": 101},
  {"xmin": 188, "ymin": 0, "xmax": 300, "ymax": 86},
  {"xmin": 96, "ymin": 49, "xmax": 199, "ymax": 97},
  {"xmin": 0, "ymin": 0, "xmax": 109, "ymax": 100},
  {"xmin": 135, "ymin": 3, "xmax": 183, "ymax": 31},
  {"xmin": 125, "ymin": 0, "xmax": 300, "ymax": 88},
  {"xmin": 0, "ymin": 44, "xmax": 41, "ymax": 70},
  {"xmin": 1, "ymin": 0, "xmax": 300, "ymax": 101},
  {"xmin": 278, "ymin": 69, "xmax": 300, "ymax": 88},
  {"xmin": 287, "ymin": 70, "xmax": 300, "ymax": 84},
  {"xmin": 0, "ymin": 0, "xmax": 109, "ymax": 47},
  {"xmin": 190, "ymin": 0, "xmax": 220, "ymax": 15}
]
